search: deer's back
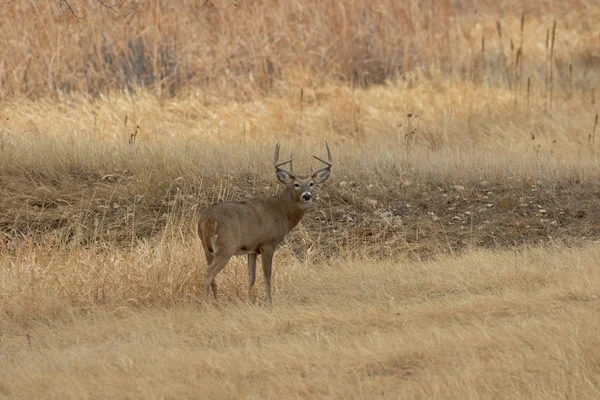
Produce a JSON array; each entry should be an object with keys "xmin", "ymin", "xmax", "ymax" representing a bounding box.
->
[{"xmin": 199, "ymin": 198, "xmax": 288, "ymax": 252}]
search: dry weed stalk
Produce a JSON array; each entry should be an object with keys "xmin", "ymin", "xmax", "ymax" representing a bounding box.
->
[
  {"xmin": 590, "ymin": 114, "xmax": 599, "ymax": 154},
  {"xmin": 527, "ymin": 77, "xmax": 532, "ymax": 110},
  {"xmin": 549, "ymin": 20, "xmax": 557, "ymax": 110}
]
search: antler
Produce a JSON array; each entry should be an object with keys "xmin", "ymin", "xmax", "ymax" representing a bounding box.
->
[
  {"xmin": 274, "ymin": 142, "xmax": 296, "ymax": 178},
  {"xmin": 311, "ymin": 141, "xmax": 333, "ymax": 175}
]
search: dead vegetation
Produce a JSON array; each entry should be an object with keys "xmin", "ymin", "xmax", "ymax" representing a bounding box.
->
[
  {"xmin": 2, "ymin": 243, "xmax": 600, "ymax": 399},
  {"xmin": 1, "ymin": 0, "xmax": 600, "ymax": 398},
  {"xmin": 1, "ymin": 136, "xmax": 600, "ymax": 259},
  {"xmin": 1, "ymin": 1, "xmax": 598, "ymax": 100}
]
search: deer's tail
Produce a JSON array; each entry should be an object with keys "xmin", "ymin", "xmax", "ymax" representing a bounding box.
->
[{"xmin": 198, "ymin": 219, "xmax": 218, "ymax": 255}]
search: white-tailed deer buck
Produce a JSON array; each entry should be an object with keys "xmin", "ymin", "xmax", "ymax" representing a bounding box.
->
[{"xmin": 198, "ymin": 142, "xmax": 333, "ymax": 306}]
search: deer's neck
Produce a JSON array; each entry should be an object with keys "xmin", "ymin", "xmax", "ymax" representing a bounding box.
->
[{"xmin": 277, "ymin": 187, "xmax": 306, "ymax": 231}]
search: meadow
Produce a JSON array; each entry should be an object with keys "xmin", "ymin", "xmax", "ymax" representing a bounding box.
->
[{"xmin": 1, "ymin": 0, "xmax": 600, "ymax": 398}]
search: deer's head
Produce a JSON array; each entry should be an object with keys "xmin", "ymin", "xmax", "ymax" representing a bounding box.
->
[{"xmin": 274, "ymin": 142, "xmax": 332, "ymax": 208}]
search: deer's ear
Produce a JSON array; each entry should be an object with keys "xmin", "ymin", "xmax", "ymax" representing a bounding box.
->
[
  {"xmin": 312, "ymin": 168, "xmax": 331, "ymax": 184},
  {"xmin": 276, "ymin": 169, "xmax": 294, "ymax": 184}
]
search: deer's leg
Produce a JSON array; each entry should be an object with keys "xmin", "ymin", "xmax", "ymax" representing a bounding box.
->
[
  {"xmin": 203, "ymin": 253, "xmax": 232, "ymax": 303},
  {"xmin": 210, "ymin": 280, "xmax": 217, "ymax": 299},
  {"xmin": 248, "ymin": 253, "xmax": 257, "ymax": 301},
  {"xmin": 203, "ymin": 249, "xmax": 214, "ymax": 268},
  {"xmin": 261, "ymin": 248, "xmax": 275, "ymax": 307},
  {"xmin": 202, "ymin": 249, "xmax": 216, "ymax": 298}
]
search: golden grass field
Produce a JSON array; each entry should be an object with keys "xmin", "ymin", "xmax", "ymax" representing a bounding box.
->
[
  {"xmin": 2, "ymin": 244, "xmax": 600, "ymax": 399},
  {"xmin": 1, "ymin": 0, "xmax": 600, "ymax": 398}
]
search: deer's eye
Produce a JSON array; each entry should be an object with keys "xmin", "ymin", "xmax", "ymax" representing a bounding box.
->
[
  {"xmin": 309, "ymin": 181, "xmax": 314, "ymax": 187},
  {"xmin": 294, "ymin": 183, "xmax": 300, "ymax": 188}
]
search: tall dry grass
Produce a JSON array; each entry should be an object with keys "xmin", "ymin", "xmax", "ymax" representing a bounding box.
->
[{"xmin": 1, "ymin": 0, "xmax": 598, "ymax": 100}]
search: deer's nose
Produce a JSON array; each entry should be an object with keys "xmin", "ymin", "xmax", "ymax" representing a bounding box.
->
[{"xmin": 301, "ymin": 192, "xmax": 312, "ymax": 202}]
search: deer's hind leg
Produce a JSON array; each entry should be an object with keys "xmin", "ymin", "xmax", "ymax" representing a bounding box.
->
[
  {"xmin": 203, "ymin": 250, "xmax": 216, "ymax": 296},
  {"xmin": 203, "ymin": 252, "xmax": 233, "ymax": 303},
  {"xmin": 199, "ymin": 220, "xmax": 229, "ymax": 302}
]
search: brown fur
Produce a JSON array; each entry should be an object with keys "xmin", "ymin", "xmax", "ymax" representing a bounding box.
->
[{"xmin": 198, "ymin": 143, "xmax": 332, "ymax": 306}]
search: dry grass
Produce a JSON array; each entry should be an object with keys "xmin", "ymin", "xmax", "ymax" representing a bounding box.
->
[
  {"xmin": 1, "ymin": 132, "xmax": 600, "ymax": 257},
  {"xmin": 2, "ymin": 242, "xmax": 600, "ymax": 398},
  {"xmin": 2, "ymin": 81, "xmax": 600, "ymax": 256},
  {"xmin": 1, "ymin": 1, "xmax": 599, "ymax": 100},
  {"xmin": 2, "ymin": 1, "xmax": 600, "ymax": 398}
]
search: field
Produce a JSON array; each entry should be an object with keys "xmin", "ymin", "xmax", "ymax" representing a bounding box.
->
[
  {"xmin": 1, "ymin": 0, "xmax": 600, "ymax": 398},
  {"xmin": 2, "ymin": 245, "xmax": 600, "ymax": 398}
]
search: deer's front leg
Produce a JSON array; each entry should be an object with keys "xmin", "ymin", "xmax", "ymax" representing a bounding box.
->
[
  {"xmin": 261, "ymin": 248, "xmax": 275, "ymax": 307},
  {"xmin": 248, "ymin": 253, "xmax": 257, "ymax": 302}
]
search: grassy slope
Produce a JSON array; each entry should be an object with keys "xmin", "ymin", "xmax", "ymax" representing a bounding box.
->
[
  {"xmin": 1, "ymin": 83, "xmax": 600, "ymax": 257},
  {"xmin": 2, "ymin": 244, "xmax": 600, "ymax": 399}
]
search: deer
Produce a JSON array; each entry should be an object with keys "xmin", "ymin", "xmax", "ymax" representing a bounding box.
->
[{"xmin": 197, "ymin": 142, "xmax": 333, "ymax": 306}]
